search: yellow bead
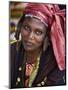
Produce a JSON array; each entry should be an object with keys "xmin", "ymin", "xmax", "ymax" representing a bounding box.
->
[
  {"xmin": 17, "ymin": 77, "xmax": 20, "ymax": 82},
  {"xmin": 37, "ymin": 83, "xmax": 41, "ymax": 86},
  {"xmin": 37, "ymin": 57, "xmax": 40, "ymax": 61},
  {"xmin": 44, "ymin": 77, "xmax": 47, "ymax": 82},
  {"xmin": 16, "ymin": 81, "xmax": 18, "ymax": 85},
  {"xmin": 41, "ymin": 81, "xmax": 45, "ymax": 85},
  {"xmin": 19, "ymin": 67, "xmax": 22, "ymax": 71}
]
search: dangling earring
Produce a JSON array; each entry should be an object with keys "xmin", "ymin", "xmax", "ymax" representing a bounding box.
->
[{"xmin": 43, "ymin": 36, "xmax": 50, "ymax": 52}]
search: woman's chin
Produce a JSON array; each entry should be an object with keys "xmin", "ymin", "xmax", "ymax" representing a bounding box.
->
[{"xmin": 24, "ymin": 46, "xmax": 35, "ymax": 52}]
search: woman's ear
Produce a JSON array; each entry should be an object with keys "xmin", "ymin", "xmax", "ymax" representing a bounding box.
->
[{"xmin": 43, "ymin": 36, "xmax": 50, "ymax": 52}]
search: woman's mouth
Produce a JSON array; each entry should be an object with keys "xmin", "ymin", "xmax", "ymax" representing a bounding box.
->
[{"xmin": 25, "ymin": 41, "xmax": 34, "ymax": 46}]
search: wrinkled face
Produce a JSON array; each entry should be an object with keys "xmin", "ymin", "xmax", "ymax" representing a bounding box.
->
[{"xmin": 21, "ymin": 16, "xmax": 47, "ymax": 51}]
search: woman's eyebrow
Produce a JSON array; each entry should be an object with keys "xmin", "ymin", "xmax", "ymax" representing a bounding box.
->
[
  {"xmin": 36, "ymin": 27, "xmax": 47, "ymax": 32},
  {"xmin": 22, "ymin": 22, "xmax": 30, "ymax": 27},
  {"xmin": 35, "ymin": 28, "xmax": 44, "ymax": 32}
]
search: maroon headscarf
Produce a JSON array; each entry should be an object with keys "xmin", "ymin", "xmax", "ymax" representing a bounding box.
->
[{"xmin": 23, "ymin": 3, "xmax": 66, "ymax": 71}]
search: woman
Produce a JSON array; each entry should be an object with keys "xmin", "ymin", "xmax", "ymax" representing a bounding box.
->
[{"xmin": 10, "ymin": 3, "xmax": 66, "ymax": 88}]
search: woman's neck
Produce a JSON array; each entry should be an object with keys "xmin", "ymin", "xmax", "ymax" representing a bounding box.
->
[{"xmin": 25, "ymin": 48, "xmax": 42, "ymax": 64}]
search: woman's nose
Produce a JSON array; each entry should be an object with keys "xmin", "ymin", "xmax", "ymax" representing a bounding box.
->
[{"xmin": 29, "ymin": 32, "xmax": 35, "ymax": 40}]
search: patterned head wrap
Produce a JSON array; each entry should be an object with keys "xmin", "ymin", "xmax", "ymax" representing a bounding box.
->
[{"xmin": 23, "ymin": 3, "xmax": 66, "ymax": 70}]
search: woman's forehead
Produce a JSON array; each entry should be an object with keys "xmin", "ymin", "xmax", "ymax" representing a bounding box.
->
[{"xmin": 23, "ymin": 16, "xmax": 47, "ymax": 30}]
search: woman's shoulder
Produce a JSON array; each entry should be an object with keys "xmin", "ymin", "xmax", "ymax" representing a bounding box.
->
[
  {"xmin": 10, "ymin": 40, "xmax": 22, "ymax": 60},
  {"xmin": 10, "ymin": 40, "xmax": 18, "ymax": 47},
  {"xmin": 10, "ymin": 40, "xmax": 21, "ymax": 50}
]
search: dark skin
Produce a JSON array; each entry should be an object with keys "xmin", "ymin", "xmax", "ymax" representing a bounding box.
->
[{"xmin": 20, "ymin": 17, "xmax": 48, "ymax": 63}]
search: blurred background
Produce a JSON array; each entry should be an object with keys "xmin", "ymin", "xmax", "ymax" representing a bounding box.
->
[{"xmin": 9, "ymin": 2, "xmax": 27, "ymax": 43}]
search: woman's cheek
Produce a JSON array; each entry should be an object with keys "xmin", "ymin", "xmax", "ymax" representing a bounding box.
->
[
  {"xmin": 35, "ymin": 35, "xmax": 45, "ymax": 44},
  {"xmin": 21, "ymin": 30, "xmax": 29, "ymax": 38}
]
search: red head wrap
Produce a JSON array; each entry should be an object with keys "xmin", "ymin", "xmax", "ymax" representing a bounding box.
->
[{"xmin": 23, "ymin": 3, "xmax": 66, "ymax": 70}]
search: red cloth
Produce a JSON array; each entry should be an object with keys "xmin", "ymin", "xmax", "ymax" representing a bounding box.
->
[
  {"xmin": 24, "ymin": 3, "xmax": 66, "ymax": 70},
  {"xmin": 25, "ymin": 63, "xmax": 34, "ymax": 87}
]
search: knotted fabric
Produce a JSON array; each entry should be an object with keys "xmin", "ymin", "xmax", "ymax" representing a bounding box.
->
[{"xmin": 23, "ymin": 3, "xmax": 66, "ymax": 70}]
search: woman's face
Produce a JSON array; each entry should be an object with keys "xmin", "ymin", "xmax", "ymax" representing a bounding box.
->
[{"xmin": 21, "ymin": 17, "xmax": 47, "ymax": 51}]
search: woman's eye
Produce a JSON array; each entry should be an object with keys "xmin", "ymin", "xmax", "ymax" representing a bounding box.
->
[
  {"xmin": 36, "ymin": 30, "xmax": 43, "ymax": 35},
  {"xmin": 22, "ymin": 25, "xmax": 30, "ymax": 32}
]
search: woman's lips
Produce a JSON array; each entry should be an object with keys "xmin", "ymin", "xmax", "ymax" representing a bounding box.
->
[{"xmin": 25, "ymin": 41, "xmax": 34, "ymax": 46}]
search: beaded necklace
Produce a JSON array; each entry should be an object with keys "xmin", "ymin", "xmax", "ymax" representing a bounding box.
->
[{"xmin": 24, "ymin": 50, "xmax": 42, "ymax": 87}]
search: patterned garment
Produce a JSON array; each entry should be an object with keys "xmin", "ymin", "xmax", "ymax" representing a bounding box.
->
[{"xmin": 25, "ymin": 63, "xmax": 35, "ymax": 87}]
